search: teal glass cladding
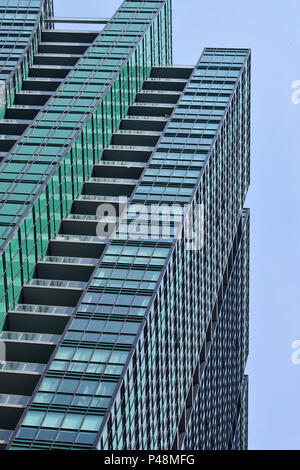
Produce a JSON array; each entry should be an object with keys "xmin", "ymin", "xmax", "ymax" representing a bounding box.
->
[
  {"xmin": 95, "ymin": 49, "xmax": 250, "ymax": 451},
  {"xmin": 0, "ymin": 0, "xmax": 53, "ymax": 117},
  {"xmin": 181, "ymin": 211, "xmax": 250, "ymax": 450},
  {"xmin": 10, "ymin": 47, "xmax": 251, "ymax": 450},
  {"xmin": 231, "ymin": 375, "xmax": 249, "ymax": 450},
  {"xmin": 0, "ymin": 0, "xmax": 172, "ymax": 329}
]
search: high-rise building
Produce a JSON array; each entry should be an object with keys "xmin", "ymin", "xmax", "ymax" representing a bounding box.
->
[{"xmin": 0, "ymin": 0, "xmax": 250, "ymax": 451}]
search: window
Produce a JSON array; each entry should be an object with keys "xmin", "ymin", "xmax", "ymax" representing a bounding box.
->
[
  {"xmin": 81, "ymin": 415, "xmax": 103, "ymax": 431},
  {"xmin": 62, "ymin": 414, "xmax": 84, "ymax": 430},
  {"xmin": 39, "ymin": 378, "xmax": 60, "ymax": 393},
  {"xmin": 109, "ymin": 350, "xmax": 128, "ymax": 364},
  {"xmin": 58, "ymin": 379, "xmax": 79, "ymax": 394},
  {"xmin": 41, "ymin": 412, "xmax": 64, "ymax": 428},
  {"xmin": 23, "ymin": 411, "xmax": 44, "ymax": 427},
  {"xmin": 73, "ymin": 349, "xmax": 93, "ymax": 361},
  {"xmin": 77, "ymin": 381, "xmax": 98, "ymax": 395},
  {"xmin": 96, "ymin": 381, "xmax": 116, "ymax": 397}
]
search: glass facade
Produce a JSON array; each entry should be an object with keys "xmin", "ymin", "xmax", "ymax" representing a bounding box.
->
[
  {"xmin": 181, "ymin": 211, "xmax": 249, "ymax": 450},
  {"xmin": 0, "ymin": 0, "xmax": 250, "ymax": 452},
  {"xmin": 0, "ymin": 0, "xmax": 172, "ymax": 329},
  {"xmin": 0, "ymin": 0, "xmax": 53, "ymax": 116}
]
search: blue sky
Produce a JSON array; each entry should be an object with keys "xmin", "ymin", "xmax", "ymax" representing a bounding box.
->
[{"xmin": 54, "ymin": 0, "xmax": 300, "ymax": 450}]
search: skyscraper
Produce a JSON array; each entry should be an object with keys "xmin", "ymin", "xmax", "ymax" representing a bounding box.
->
[{"xmin": 0, "ymin": 0, "xmax": 250, "ymax": 450}]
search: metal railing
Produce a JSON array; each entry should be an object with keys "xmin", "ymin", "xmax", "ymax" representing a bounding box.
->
[{"xmin": 46, "ymin": 17, "xmax": 109, "ymax": 24}]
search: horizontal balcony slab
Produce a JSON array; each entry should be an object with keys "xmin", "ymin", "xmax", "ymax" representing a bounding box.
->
[
  {"xmin": 73, "ymin": 196, "xmax": 124, "ymax": 217},
  {"xmin": 0, "ymin": 336, "xmax": 58, "ymax": 365},
  {"xmin": 22, "ymin": 285, "xmax": 83, "ymax": 307},
  {"xmin": 84, "ymin": 178, "xmax": 137, "ymax": 197},
  {"xmin": 22, "ymin": 77, "xmax": 63, "ymax": 92},
  {"xmin": 0, "ymin": 394, "xmax": 30, "ymax": 408},
  {"xmin": 7, "ymin": 311, "xmax": 69, "ymax": 335},
  {"xmin": 0, "ymin": 122, "xmax": 28, "ymax": 135},
  {"xmin": 120, "ymin": 117, "xmax": 167, "ymax": 131},
  {"xmin": 93, "ymin": 161, "xmax": 145, "ymax": 179},
  {"xmin": 0, "ymin": 332, "xmax": 59, "ymax": 345},
  {"xmin": 0, "ymin": 366, "xmax": 43, "ymax": 396},
  {"xmin": 60, "ymin": 216, "xmax": 118, "ymax": 237},
  {"xmin": 14, "ymin": 91, "xmax": 52, "ymax": 106},
  {"xmin": 111, "ymin": 131, "xmax": 160, "ymax": 147},
  {"xmin": 35, "ymin": 261, "xmax": 94, "ymax": 281},
  {"xmin": 151, "ymin": 66, "xmax": 194, "ymax": 79},
  {"xmin": 26, "ymin": 279, "xmax": 86, "ymax": 289},
  {"xmin": 48, "ymin": 237, "xmax": 105, "ymax": 258},
  {"xmin": 143, "ymin": 78, "xmax": 187, "ymax": 92},
  {"xmin": 129, "ymin": 103, "xmax": 175, "ymax": 117},
  {"xmin": 39, "ymin": 42, "xmax": 91, "ymax": 55},
  {"xmin": 42, "ymin": 256, "xmax": 98, "ymax": 266},
  {"xmin": 5, "ymin": 107, "xmax": 40, "ymax": 120},
  {"xmin": 0, "ymin": 137, "xmax": 18, "ymax": 152},
  {"xmin": 41, "ymin": 30, "xmax": 98, "ymax": 43},
  {"xmin": 0, "ymin": 362, "xmax": 46, "ymax": 375},
  {"xmin": 103, "ymin": 146, "xmax": 154, "ymax": 163},
  {"xmin": 136, "ymin": 90, "xmax": 181, "ymax": 104},
  {"xmin": 10, "ymin": 304, "xmax": 74, "ymax": 316},
  {"xmin": 29, "ymin": 65, "xmax": 72, "ymax": 78},
  {"xmin": 34, "ymin": 55, "xmax": 80, "ymax": 67}
]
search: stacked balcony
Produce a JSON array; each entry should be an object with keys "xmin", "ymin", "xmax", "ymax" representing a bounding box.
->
[
  {"xmin": 0, "ymin": 30, "xmax": 98, "ymax": 162},
  {"xmin": 0, "ymin": 65, "xmax": 193, "ymax": 445}
]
